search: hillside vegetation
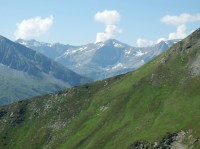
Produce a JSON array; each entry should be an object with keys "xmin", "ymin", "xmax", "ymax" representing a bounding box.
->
[{"xmin": 0, "ymin": 29, "xmax": 200, "ymax": 149}]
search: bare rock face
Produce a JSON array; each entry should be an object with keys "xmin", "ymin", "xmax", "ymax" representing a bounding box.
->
[
  {"xmin": 190, "ymin": 54, "xmax": 200, "ymax": 77},
  {"xmin": 17, "ymin": 38, "xmax": 178, "ymax": 80},
  {"xmin": 129, "ymin": 130, "xmax": 199, "ymax": 149},
  {"xmin": 171, "ymin": 130, "xmax": 199, "ymax": 149}
]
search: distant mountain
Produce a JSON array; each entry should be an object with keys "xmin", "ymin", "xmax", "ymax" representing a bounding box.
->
[
  {"xmin": 17, "ymin": 39, "xmax": 179, "ymax": 80},
  {"xmin": 16, "ymin": 39, "xmax": 77, "ymax": 59},
  {"xmin": 1, "ymin": 28, "xmax": 200, "ymax": 149},
  {"xmin": 0, "ymin": 36, "xmax": 91, "ymax": 105}
]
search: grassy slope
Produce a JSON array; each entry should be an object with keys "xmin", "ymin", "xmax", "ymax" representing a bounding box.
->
[{"xmin": 0, "ymin": 29, "xmax": 200, "ymax": 149}]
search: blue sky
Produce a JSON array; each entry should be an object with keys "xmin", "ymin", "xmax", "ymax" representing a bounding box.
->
[{"xmin": 0, "ymin": 0, "xmax": 200, "ymax": 46}]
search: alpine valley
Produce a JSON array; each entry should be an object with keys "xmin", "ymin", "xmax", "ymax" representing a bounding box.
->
[
  {"xmin": 1, "ymin": 28, "xmax": 200, "ymax": 149},
  {"xmin": 0, "ymin": 36, "xmax": 91, "ymax": 105}
]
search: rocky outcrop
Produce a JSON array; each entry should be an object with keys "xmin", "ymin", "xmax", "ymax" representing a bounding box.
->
[{"xmin": 129, "ymin": 130, "xmax": 199, "ymax": 149}]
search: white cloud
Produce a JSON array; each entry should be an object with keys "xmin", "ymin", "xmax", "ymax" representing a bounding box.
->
[
  {"xmin": 161, "ymin": 13, "xmax": 200, "ymax": 26},
  {"xmin": 136, "ymin": 38, "xmax": 154, "ymax": 47},
  {"xmin": 160, "ymin": 13, "xmax": 200, "ymax": 40},
  {"xmin": 156, "ymin": 37, "xmax": 166, "ymax": 43},
  {"xmin": 168, "ymin": 24, "xmax": 187, "ymax": 40},
  {"xmin": 96, "ymin": 25, "xmax": 122, "ymax": 43},
  {"xmin": 135, "ymin": 13, "xmax": 199, "ymax": 47},
  {"xmin": 95, "ymin": 10, "xmax": 122, "ymax": 43},
  {"xmin": 14, "ymin": 15, "xmax": 54, "ymax": 39},
  {"xmin": 136, "ymin": 37, "xmax": 166, "ymax": 47},
  {"xmin": 94, "ymin": 10, "xmax": 120, "ymax": 25}
]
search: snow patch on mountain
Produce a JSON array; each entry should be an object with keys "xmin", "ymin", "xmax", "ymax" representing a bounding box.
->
[
  {"xmin": 97, "ymin": 42, "xmax": 104, "ymax": 48},
  {"xmin": 135, "ymin": 50, "xmax": 147, "ymax": 57},
  {"xmin": 16, "ymin": 38, "xmax": 178, "ymax": 80},
  {"xmin": 111, "ymin": 63, "xmax": 124, "ymax": 70},
  {"xmin": 113, "ymin": 42, "xmax": 123, "ymax": 48},
  {"xmin": 125, "ymin": 49, "xmax": 131, "ymax": 54}
]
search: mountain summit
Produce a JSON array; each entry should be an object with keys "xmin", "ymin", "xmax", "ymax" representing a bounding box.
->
[
  {"xmin": 16, "ymin": 38, "xmax": 76, "ymax": 59},
  {"xmin": 17, "ymin": 38, "xmax": 178, "ymax": 80},
  {"xmin": 1, "ymin": 28, "xmax": 200, "ymax": 148}
]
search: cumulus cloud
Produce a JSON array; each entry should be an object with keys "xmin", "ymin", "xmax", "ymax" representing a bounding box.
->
[
  {"xmin": 96, "ymin": 25, "xmax": 122, "ymax": 43},
  {"xmin": 14, "ymin": 15, "xmax": 54, "ymax": 39},
  {"xmin": 161, "ymin": 13, "xmax": 200, "ymax": 26},
  {"xmin": 94, "ymin": 10, "xmax": 120, "ymax": 25},
  {"xmin": 160, "ymin": 13, "xmax": 200, "ymax": 40},
  {"xmin": 136, "ymin": 38, "xmax": 154, "ymax": 47},
  {"xmin": 168, "ymin": 24, "xmax": 187, "ymax": 40},
  {"xmin": 136, "ymin": 13, "xmax": 200, "ymax": 47},
  {"xmin": 94, "ymin": 10, "xmax": 122, "ymax": 43},
  {"xmin": 136, "ymin": 37, "xmax": 168, "ymax": 47}
]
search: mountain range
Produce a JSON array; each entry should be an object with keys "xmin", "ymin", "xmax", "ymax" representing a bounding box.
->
[
  {"xmin": 17, "ymin": 38, "xmax": 180, "ymax": 80},
  {"xmin": 0, "ymin": 36, "xmax": 91, "ymax": 105},
  {"xmin": 1, "ymin": 28, "xmax": 200, "ymax": 148}
]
